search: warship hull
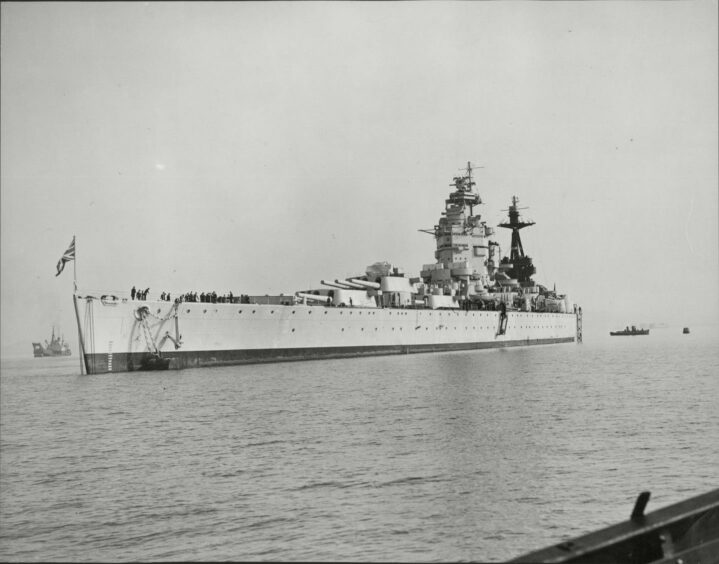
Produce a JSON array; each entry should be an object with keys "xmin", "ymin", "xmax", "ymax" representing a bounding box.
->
[{"xmin": 75, "ymin": 297, "xmax": 578, "ymax": 375}]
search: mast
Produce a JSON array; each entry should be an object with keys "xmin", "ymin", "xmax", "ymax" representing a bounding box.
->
[
  {"xmin": 448, "ymin": 161, "xmax": 481, "ymax": 216},
  {"xmin": 498, "ymin": 196, "xmax": 534, "ymax": 261},
  {"xmin": 71, "ymin": 234, "xmax": 84, "ymax": 374},
  {"xmin": 498, "ymin": 196, "xmax": 536, "ymax": 284},
  {"xmin": 73, "ymin": 234, "xmax": 77, "ymax": 293}
]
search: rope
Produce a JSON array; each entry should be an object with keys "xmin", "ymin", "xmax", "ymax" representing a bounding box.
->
[{"xmin": 83, "ymin": 299, "xmax": 95, "ymax": 373}]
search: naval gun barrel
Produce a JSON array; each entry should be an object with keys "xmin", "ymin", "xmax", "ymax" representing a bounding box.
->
[
  {"xmin": 296, "ymin": 292, "xmax": 331, "ymax": 302},
  {"xmin": 321, "ymin": 280, "xmax": 349, "ymax": 289},
  {"xmin": 349, "ymin": 278, "xmax": 381, "ymax": 289},
  {"xmin": 335, "ymin": 278, "xmax": 366, "ymax": 289}
]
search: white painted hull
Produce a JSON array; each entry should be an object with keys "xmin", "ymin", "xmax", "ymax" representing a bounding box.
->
[{"xmin": 74, "ymin": 295, "xmax": 579, "ymax": 374}]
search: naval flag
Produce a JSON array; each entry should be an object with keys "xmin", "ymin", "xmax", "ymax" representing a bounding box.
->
[{"xmin": 55, "ymin": 237, "xmax": 75, "ymax": 276}]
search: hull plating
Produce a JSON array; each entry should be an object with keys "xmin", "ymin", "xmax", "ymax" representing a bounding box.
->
[
  {"xmin": 76, "ymin": 297, "xmax": 578, "ymax": 374},
  {"xmin": 83, "ymin": 337, "xmax": 575, "ymax": 374}
]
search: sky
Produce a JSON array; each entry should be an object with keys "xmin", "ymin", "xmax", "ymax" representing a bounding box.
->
[{"xmin": 1, "ymin": 1, "xmax": 717, "ymax": 357}]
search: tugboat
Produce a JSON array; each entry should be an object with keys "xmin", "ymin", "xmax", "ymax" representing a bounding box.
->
[
  {"xmin": 610, "ymin": 325, "xmax": 649, "ymax": 336},
  {"xmin": 32, "ymin": 327, "xmax": 72, "ymax": 357}
]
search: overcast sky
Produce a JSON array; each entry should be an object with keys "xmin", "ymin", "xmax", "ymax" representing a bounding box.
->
[{"xmin": 2, "ymin": 1, "xmax": 717, "ymax": 357}]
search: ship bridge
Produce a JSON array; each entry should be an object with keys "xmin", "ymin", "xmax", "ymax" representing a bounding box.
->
[{"xmin": 419, "ymin": 162, "xmax": 494, "ymax": 293}]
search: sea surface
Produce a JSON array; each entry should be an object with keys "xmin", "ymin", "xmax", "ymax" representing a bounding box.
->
[{"xmin": 1, "ymin": 325, "xmax": 717, "ymax": 562}]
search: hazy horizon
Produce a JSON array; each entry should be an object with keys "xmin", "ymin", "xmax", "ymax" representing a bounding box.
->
[{"xmin": 2, "ymin": 1, "xmax": 717, "ymax": 358}]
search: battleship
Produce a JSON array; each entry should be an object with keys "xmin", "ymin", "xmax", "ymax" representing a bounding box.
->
[
  {"xmin": 72, "ymin": 163, "xmax": 582, "ymax": 374},
  {"xmin": 32, "ymin": 327, "xmax": 71, "ymax": 357}
]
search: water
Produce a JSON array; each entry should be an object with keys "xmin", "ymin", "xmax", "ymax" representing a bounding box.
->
[{"xmin": 2, "ymin": 326, "xmax": 718, "ymax": 562}]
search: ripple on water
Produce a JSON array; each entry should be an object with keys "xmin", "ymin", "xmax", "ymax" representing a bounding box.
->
[{"xmin": 1, "ymin": 333, "xmax": 718, "ymax": 561}]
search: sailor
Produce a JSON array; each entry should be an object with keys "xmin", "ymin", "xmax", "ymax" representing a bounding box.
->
[{"xmin": 131, "ymin": 286, "xmax": 136, "ymax": 300}]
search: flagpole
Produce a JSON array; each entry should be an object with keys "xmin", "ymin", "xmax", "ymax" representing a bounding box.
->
[
  {"xmin": 72, "ymin": 234, "xmax": 85, "ymax": 375},
  {"xmin": 73, "ymin": 234, "xmax": 77, "ymax": 293}
]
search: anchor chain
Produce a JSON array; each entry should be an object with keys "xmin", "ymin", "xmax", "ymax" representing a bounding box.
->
[
  {"xmin": 143, "ymin": 301, "xmax": 180, "ymax": 322},
  {"xmin": 134, "ymin": 306, "xmax": 160, "ymax": 354},
  {"xmin": 134, "ymin": 303, "xmax": 183, "ymax": 351}
]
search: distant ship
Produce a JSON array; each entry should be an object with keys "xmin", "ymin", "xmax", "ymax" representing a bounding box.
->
[
  {"xmin": 32, "ymin": 327, "xmax": 71, "ymax": 357},
  {"xmin": 610, "ymin": 325, "xmax": 649, "ymax": 336},
  {"xmin": 72, "ymin": 162, "xmax": 582, "ymax": 374},
  {"xmin": 683, "ymin": 327, "xmax": 690, "ymax": 334}
]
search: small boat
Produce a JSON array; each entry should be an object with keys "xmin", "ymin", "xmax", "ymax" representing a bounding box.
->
[
  {"xmin": 683, "ymin": 327, "xmax": 690, "ymax": 334},
  {"xmin": 32, "ymin": 327, "xmax": 71, "ymax": 357},
  {"xmin": 610, "ymin": 325, "xmax": 649, "ymax": 336},
  {"xmin": 510, "ymin": 488, "xmax": 719, "ymax": 563}
]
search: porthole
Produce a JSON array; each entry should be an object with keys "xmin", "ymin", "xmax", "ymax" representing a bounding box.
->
[
  {"xmin": 291, "ymin": 328, "xmax": 295, "ymax": 332},
  {"xmin": 187, "ymin": 309, "xmax": 191, "ymax": 313}
]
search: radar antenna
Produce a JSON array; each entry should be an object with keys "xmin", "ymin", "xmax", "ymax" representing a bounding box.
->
[{"xmin": 447, "ymin": 161, "xmax": 482, "ymax": 215}]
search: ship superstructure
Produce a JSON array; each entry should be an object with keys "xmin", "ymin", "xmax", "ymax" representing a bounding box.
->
[
  {"xmin": 418, "ymin": 162, "xmax": 495, "ymax": 309},
  {"xmin": 72, "ymin": 163, "xmax": 581, "ymax": 374}
]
